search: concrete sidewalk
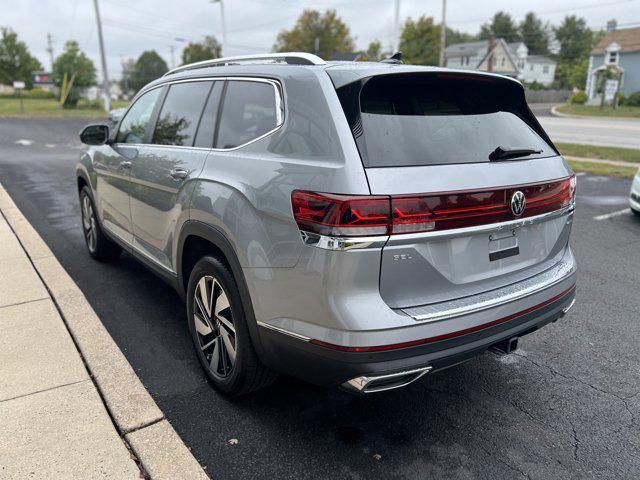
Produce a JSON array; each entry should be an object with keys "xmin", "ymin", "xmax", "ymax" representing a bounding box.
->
[
  {"xmin": 0, "ymin": 185, "xmax": 209, "ymax": 479},
  {"xmin": 0, "ymin": 208, "xmax": 141, "ymax": 478}
]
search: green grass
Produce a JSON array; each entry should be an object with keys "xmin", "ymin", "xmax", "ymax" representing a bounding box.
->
[
  {"xmin": 0, "ymin": 97, "xmax": 129, "ymax": 118},
  {"xmin": 568, "ymin": 160, "xmax": 638, "ymax": 179},
  {"xmin": 556, "ymin": 103, "xmax": 640, "ymax": 118},
  {"xmin": 556, "ymin": 142, "xmax": 640, "ymax": 163}
]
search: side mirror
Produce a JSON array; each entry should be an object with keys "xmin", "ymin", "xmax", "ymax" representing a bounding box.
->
[{"xmin": 80, "ymin": 124, "xmax": 110, "ymax": 145}]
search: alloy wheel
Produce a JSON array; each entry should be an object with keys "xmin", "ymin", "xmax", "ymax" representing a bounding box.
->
[
  {"xmin": 82, "ymin": 195, "xmax": 97, "ymax": 253},
  {"xmin": 193, "ymin": 275, "xmax": 237, "ymax": 378}
]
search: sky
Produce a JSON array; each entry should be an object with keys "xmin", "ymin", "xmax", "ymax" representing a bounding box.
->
[{"xmin": 3, "ymin": 0, "xmax": 639, "ymax": 80}]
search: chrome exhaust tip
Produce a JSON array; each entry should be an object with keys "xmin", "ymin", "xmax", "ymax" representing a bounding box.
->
[{"xmin": 341, "ymin": 366, "xmax": 432, "ymax": 394}]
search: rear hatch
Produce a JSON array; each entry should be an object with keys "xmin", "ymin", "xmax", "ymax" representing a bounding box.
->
[{"xmin": 330, "ymin": 68, "xmax": 575, "ymax": 309}]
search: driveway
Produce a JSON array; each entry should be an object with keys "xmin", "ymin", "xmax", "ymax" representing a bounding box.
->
[{"xmin": 1, "ymin": 117, "xmax": 639, "ymax": 479}]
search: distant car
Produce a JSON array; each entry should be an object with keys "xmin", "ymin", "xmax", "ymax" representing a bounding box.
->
[
  {"xmin": 107, "ymin": 107, "xmax": 126, "ymax": 124},
  {"xmin": 630, "ymin": 168, "xmax": 640, "ymax": 215},
  {"xmin": 76, "ymin": 52, "xmax": 577, "ymax": 396}
]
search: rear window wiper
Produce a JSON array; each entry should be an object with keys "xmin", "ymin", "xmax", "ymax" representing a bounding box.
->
[{"xmin": 489, "ymin": 146, "xmax": 542, "ymax": 161}]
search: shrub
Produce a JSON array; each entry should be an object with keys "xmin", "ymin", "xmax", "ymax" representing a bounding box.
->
[
  {"xmin": 617, "ymin": 93, "xmax": 626, "ymax": 106},
  {"xmin": 569, "ymin": 91, "xmax": 587, "ymax": 105},
  {"xmin": 77, "ymin": 98, "xmax": 102, "ymax": 109},
  {"xmin": 625, "ymin": 92, "xmax": 640, "ymax": 107}
]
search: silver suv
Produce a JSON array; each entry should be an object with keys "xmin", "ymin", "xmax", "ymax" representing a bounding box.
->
[{"xmin": 77, "ymin": 52, "xmax": 577, "ymax": 395}]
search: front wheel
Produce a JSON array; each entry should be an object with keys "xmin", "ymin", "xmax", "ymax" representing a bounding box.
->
[
  {"xmin": 186, "ymin": 256, "xmax": 276, "ymax": 396},
  {"xmin": 79, "ymin": 186, "xmax": 122, "ymax": 262},
  {"xmin": 632, "ymin": 206, "xmax": 640, "ymax": 216}
]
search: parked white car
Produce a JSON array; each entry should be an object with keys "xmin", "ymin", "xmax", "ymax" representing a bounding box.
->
[{"xmin": 631, "ymin": 168, "xmax": 640, "ymax": 215}]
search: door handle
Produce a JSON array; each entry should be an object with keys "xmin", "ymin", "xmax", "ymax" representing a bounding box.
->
[
  {"xmin": 119, "ymin": 161, "xmax": 132, "ymax": 170},
  {"xmin": 169, "ymin": 168, "xmax": 189, "ymax": 181}
]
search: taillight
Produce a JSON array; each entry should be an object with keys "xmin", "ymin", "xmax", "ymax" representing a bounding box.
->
[
  {"xmin": 291, "ymin": 191, "xmax": 390, "ymax": 236},
  {"xmin": 292, "ymin": 176, "xmax": 575, "ymax": 238}
]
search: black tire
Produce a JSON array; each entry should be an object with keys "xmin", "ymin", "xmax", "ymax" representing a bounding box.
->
[
  {"xmin": 187, "ymin": 255, "xmax": 276, "ymax": 396},
  {"xmin": 632, "ymin": 206, "xmax": 640, "ymax": 216},
  {"xmin": 79, "ymin": 186, "xmax": 122, "ymax": 262}
]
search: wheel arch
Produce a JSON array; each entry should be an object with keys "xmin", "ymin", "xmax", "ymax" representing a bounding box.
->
[{"xmin": 176, "ymin": 221, "xmax": 267, "ymax": 359}]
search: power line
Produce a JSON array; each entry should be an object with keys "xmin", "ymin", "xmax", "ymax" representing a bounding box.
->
[{"xmin": 448, "ymin": 0, "xmax": 639, "ymax": 26}]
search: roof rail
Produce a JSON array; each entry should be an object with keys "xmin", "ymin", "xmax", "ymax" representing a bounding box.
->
[{"xmin": 164, "ymin": 52, "xmax": 326, "ymax": 76}]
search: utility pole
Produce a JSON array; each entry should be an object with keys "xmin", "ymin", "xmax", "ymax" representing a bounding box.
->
[
  {"xmin": 92, "ymin": 0, "xmax": 110, "ymax": 112},
  {"xmin": 393, "ymin": 0, "xmax": 400, "ymax": 52},
  {"xmin": 169, "ymin": 45, "xmax": 175, "ymax": 69},
  {"xmin": 439, "ymin": 0, "xmax": 447, "ymax": 67},
  {"xmin": 46, "ymin": 33, "xmax": 55, "ymax": 71},
  {"xmin": 211, "ymin": 0, "xmax": 226, "ymax": 57}
]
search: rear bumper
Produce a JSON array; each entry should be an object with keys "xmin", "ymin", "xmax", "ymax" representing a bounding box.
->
[
  {"xmin": 258, "ymin": 283, "xmax": 575, "ymax": 388},
  {"xmin": 630, "ymin": 171, "xmax": 640, "ymax": 211}
]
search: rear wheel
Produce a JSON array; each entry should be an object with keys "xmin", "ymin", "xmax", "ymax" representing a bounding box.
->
[
  {"xmin": 79, "ymin": 186, "xmax": 121, "ymax": 262},
  {"xmin": 187, "ymin": 255, "xmax": 276, "ymax": 395}
]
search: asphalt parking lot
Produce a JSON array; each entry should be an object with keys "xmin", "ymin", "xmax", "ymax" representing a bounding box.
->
[{"xmin": 1, "ymin": 117, "xmax": 638, "ymax": 479}]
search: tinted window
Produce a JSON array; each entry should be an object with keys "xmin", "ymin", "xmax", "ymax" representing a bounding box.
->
[
  {"xmin": 116, "ymin": 88, "xmax": 161, "ymax": 144},
  {"xmin": 216, "ymin": 81, "xmax": 278, "ymax": 149},
  {"xmin": 193, "ymin": 82, "xmax": 223, "ymax": 148},
  {"xmin": 338, "ymin": 73, "xmax": 555, "ymax": 168},
  {"xmin": 153, "ymin": 81, "xmax": 212, "ymax": 146}
]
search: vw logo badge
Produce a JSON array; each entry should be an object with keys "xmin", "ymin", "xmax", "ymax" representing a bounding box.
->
[{"xmin": 510, "ymin": 191, "xmax": 526, "ymax": 217}]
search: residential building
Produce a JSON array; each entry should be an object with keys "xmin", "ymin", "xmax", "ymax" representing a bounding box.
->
[
  {"xmin": 586, "ymin": 20, "xmax": 640, "ymax": 102},
  {"xmin": 445, "ymin": 38, "xmax": 556, "ymax": 85}
]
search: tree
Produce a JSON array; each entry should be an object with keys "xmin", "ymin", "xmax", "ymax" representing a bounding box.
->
[
  {"xmin": 554, "ymin": 15, "xmax": 593, "ymax": 63},
  {"xmin": 446, "ymin": 28, "xmax": 477, "ymax": 46},
  {"xmin": 274, "ymin": 9, "xmax": 355, "ymax": 59},
  {"xmin": 130, "ymin": 50, "xmax": 168, "ymax": 93},
  {"xmin": 360, "ymin": 40, "xmax": 383, "ymax": 61},
  {"xmin": 0, "ymin": 27, "xmax": 43, "ymax": 89},
  {"xmin": 519, "ymin": 13, "xmax": 548, "ymax": 54},
  {"xmin": 480, "ymin": 12, "xmax": 520, "ymax": 43},
  {"xmin": 553, "ymin": 16, "xmax": 596, "ymax": 89},
  {"xmin": 181, "ymin": 36, "xmax": 222, "ymax": 65},
  {"xmin": 399, "ymin": 16, "xmax": 440, "ymax": 66},
  {"xmin": 52, "ymin": 40, "xmax": 96, "ymax": 108}
]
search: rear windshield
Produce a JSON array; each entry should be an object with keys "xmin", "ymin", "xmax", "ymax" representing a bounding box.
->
[{"xmin": 336, "ymin": 73, "xmax": 555, "ymax": 168}]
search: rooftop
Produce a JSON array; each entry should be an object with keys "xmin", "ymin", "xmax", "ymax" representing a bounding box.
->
[{"xmin": 591, "ymin": 26, "xmax": 640, "ymax": 54}]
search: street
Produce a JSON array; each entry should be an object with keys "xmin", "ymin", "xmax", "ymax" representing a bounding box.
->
[
  {"xmin": 0, "ymin": 118, "xmax": 639, "ymax": 479},
  {"xmin": 538, "ymin": 114, "xmax": 640, "ymax": 149}
]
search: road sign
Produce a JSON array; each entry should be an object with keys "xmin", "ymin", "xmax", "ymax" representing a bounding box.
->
[
  {"xmin": 32, "ymin": 72, "xmax": 54, "ymax": 86},
  {"xmin": 604, "ymin": 79, "xmax": 619, "ymax": 102},
  {"xmin": 13, "ymin": 81, "xmax": 26, "ymax": 90}
]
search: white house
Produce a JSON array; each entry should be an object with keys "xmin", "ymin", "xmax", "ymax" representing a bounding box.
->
[{"xmin": 445, "ymin": 38, "xmax": 556, "ymax": 85}]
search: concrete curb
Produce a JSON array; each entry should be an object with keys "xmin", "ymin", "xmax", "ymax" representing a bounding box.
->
[
  {"xmin": 0, "ymin": 183, "xmax": 209, "ymax": 480},
  {"xmin": 550, "ymin": 103, "xmax": 640, "ymax": 122},
  {"xmin": 564, "ymin": 155, "xmax": 640, "ymax": 168},
  {"xmin": 550, "ymin": 103, "xmax": 581, "ymax": 118}
]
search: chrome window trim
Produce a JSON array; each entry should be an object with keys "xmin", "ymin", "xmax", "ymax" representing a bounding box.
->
[
  {"xmin": 115, "ymin": 76, "xmax": 285, "ymax": 152},
  {"xmin": 401, "ymin": 257, "xmax": 576, "ymax": 322},
  {"xmin": 299, "ymin": 231, "xmax": 389, "ymax": 251}
]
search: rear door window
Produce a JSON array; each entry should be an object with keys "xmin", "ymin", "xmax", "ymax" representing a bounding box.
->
[
  {"xmin": 338, "ymin": 73, "xmax": 555, "ymax": 168},
  {"xmin": 193, "ymin": 82, "xmax": 223, "ymax": 148},
  {"xmin": 152, "ymin": 81, "xmax": 212, "ymax": 146},
  {"xmin": 216, "ymin": 80, "xmax": 279, "ymax": 149},
  {"xmin": 116, "ymin": 88, "xmax": 161, "ymax": 144}
]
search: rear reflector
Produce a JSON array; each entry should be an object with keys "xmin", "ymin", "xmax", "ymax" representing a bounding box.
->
[
  {"xmin": 310, "ymin": 284, "xmax": 576, "ymax": 352},
  {"xmin": 292, "ymin": 175, "xmax": 575, "ymax": 237}
]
